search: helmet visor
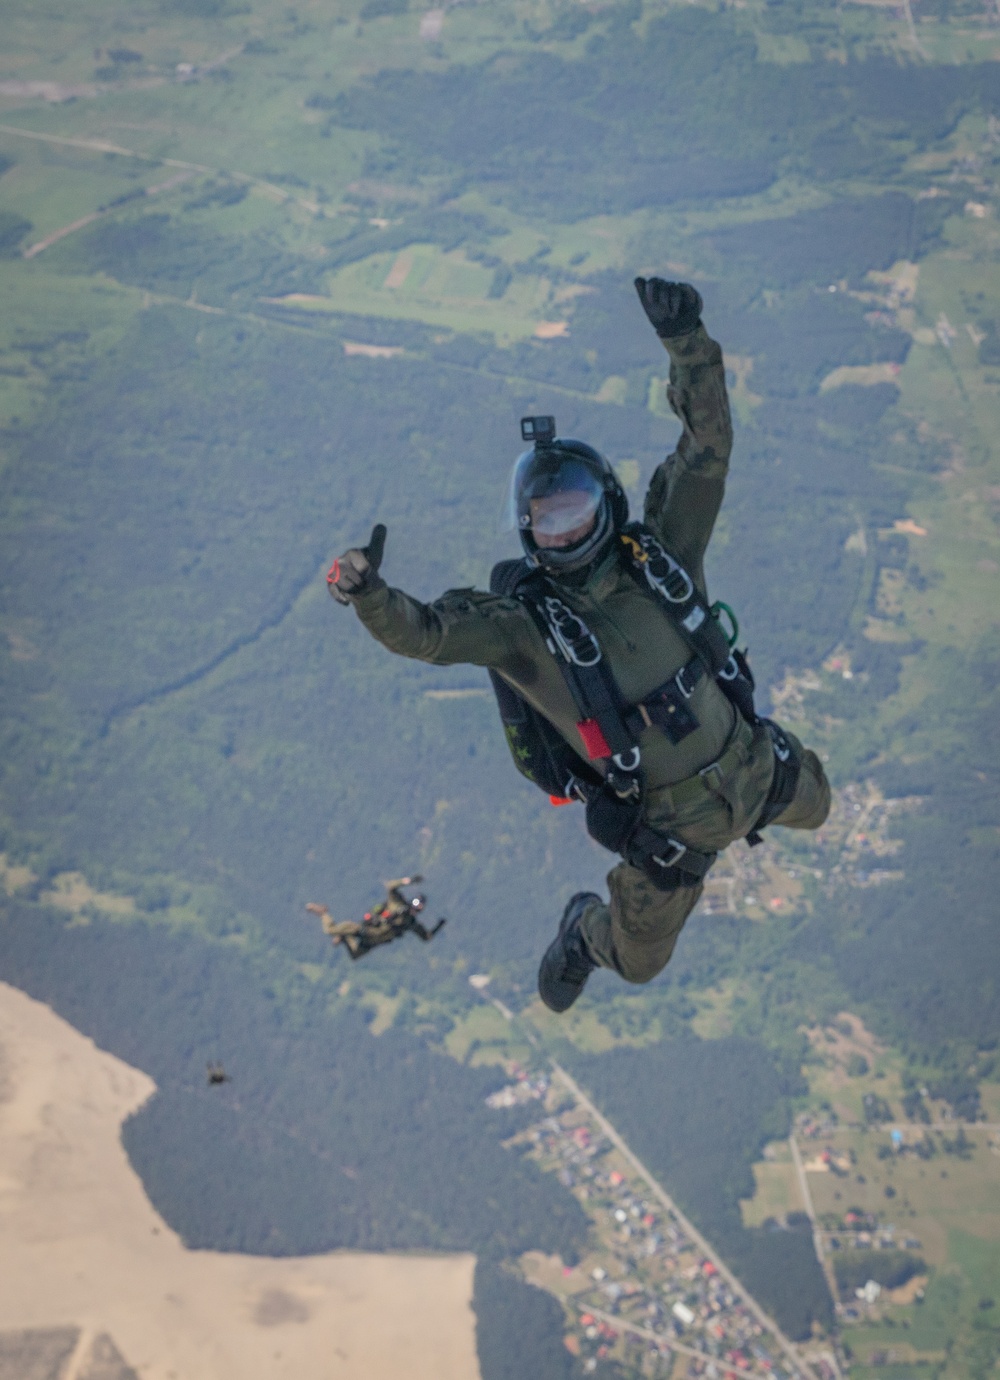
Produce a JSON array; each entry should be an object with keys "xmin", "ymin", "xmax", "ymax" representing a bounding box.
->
[
  {"xmin": 507, "ymin": 451, "xmax": 605, "ymax": 538},
  {"xmin": 529, "ymin": 488, "xmax": 601, "ymax": 537}
]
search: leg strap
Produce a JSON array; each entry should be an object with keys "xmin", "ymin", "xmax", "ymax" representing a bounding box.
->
[
  {"xmin": 746, "ymin": 720, "xmax": 803, "ymax": 846},
  {"xmin": 584, "ymin": 787, "xmax": 716, "ymax": 892}
]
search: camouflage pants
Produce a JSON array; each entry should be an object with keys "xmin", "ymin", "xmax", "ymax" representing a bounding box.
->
[{"xmin": 579, "ymin": 729, "xmax": 831, "ymax": 985}]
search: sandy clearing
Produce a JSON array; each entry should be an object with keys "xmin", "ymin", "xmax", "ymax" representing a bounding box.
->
[
  {"xmin": 819, "ymin": 361, "xmax": 902, "ymax": 392},
  {"xmin": 420, "ymin": 10, "xmax": 445, "ymax": 41},
  {"xmin": 384, "ymin": 249, "xmax": 414, "ymax": 290},
  {"xmin": 343, "ymin": 341, "xmax": 404, "ymax": 358},
  {"xmin": 0, "ymin": 980, "xmax": 480, "ymax": 1380},
  {"xmin": 0, "ymin": 81, "xmax": 98, "ymax": 102},
  {"xmin": 533, "ymin": 321, "xmax": 569, "ymax": 339}
]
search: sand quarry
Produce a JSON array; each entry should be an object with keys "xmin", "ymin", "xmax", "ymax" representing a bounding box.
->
[{"xmin": 0, "ymin": 980, "xmax": 480, "ymax": 1380}]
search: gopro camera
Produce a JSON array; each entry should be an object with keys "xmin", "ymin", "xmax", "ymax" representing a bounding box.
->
[{"xmin": 520, "ymin": 415, "xmax": 556, "ymax": 447}]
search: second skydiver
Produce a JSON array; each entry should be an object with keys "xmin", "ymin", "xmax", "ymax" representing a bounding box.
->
[{"xmin": 307, "ymin": 876, "xmax": 446, "ymax": 960}]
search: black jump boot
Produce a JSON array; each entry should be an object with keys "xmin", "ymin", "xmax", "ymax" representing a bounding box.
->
[{"xmin": 538, "ymin": 892, "xmax": 600, "ymax": 1013}]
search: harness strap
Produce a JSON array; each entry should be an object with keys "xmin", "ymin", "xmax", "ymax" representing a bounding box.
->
[
  {"xmin": 583, "ymin": 783, "xmax": 717, "ymax": 890},
  {"xmin": 619, "ymin": 525, "xmax": 732, "ymax": 677},
  {"xmin": 746, "ymin": 720, "xmax": 803, "ymax": 846},
  {"xmin": 625, "ymin": 823, "xmax": 717, "ymax": 890},
  {"xmin": 523, "ymin": 590, "xmax": 642, "ymax": 796},
  {"xmin": 623, "ymin": 655, "xmax": 705, "ymax": 745}
]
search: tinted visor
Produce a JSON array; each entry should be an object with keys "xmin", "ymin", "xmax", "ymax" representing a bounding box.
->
[{"xmin": 509, "ymin": 451, "xmax": 605, "ymax": 537}]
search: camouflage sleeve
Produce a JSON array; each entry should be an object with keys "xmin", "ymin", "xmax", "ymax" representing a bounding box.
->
[
  {"xmin": 643, "ymin": 323, "xmax": 733, "ymax": 593},
  {"xmin": 349, "ymin": 581, "xmax": 538, "ymax": 672}
]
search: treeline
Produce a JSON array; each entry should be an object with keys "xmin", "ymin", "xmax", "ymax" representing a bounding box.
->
[
  {"xmin": 832, "ymin": 1250, "xmax": 926, "ymax": 1301},
  {"xmin": 474, "ymin": 1262, "xmax": 581, "ymax": 1380},
  {"xmin": 330, "ymin": 11, "xmax": 1000, "ymax": 217},
  {"xmin": 792, "ymin": 637, "xmax": 1000, "ymax": 1084},
  {"xmin": 0, "ymin": 901, "xmax": 588, "ymax": 1263},
  {"xmin": 564, "ymin": 1035, "xmax": 834, "ymax": 1341}
]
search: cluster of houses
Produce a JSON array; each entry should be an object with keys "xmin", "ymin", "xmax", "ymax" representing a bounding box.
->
[{"xmin": 506, "ymin": 1105, "xmax": 797, "ymax": 1378}]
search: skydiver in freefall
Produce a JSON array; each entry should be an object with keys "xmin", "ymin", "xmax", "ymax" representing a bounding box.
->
[
  {"xmin": 326, "ymin": 279, "xmax": 830, "ymax": 1011},
  {"xmin": 306, "ymin": 876, "xmax": 446, "ymax": 960}
]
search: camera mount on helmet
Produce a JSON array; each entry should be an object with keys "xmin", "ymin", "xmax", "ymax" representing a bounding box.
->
[{"xmin": 521, "ymin": 415, "xmax": 556, "ymax": 446}]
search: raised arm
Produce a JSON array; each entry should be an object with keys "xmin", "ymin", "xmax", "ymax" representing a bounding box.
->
[{"xmin": 634, "ymin": 279, "xmax": 733, "ymax": 593}]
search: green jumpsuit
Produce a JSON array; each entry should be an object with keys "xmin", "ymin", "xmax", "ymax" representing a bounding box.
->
[
  {"xmin": 346, "ymin": 324, "xmax": 830, "ymax": 983},
  {"xmin": 322, "ymin": 879, "xmax": 443, "ymax": 958}
]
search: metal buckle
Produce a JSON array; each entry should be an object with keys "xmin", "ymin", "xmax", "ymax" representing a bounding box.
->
[
  {"xmin": 772, "ymin": 734, "xmax": 791, "ymax": 763},
  {"xmin": 674, "ymin": 665, "xmax": 695, "ymax": 699},
  {"xmin": 637, "ymin": 534, "xmax": 695, "ymax": 605},
  {"xmin": 542, "ymin": 596, "xmax": 602, "ymax": 667},
  {"xmin": 612, "ymin": 747, "xmax": 640, "ymax": 773},
  {"xmin": 651, "ymin": 838, "xmax": 687, "ymax": 869},
  {"xmin": 565, "ymin": 775, "xmax": 589, "ymax": 804},
  {"xmin": 718, "ymin": 654, "xmax": 740, "ymax": 681}
]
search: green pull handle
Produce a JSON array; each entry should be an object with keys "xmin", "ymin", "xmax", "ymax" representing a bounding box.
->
[{"xmin": 711, "ymin": 600, "xmax": 739, "ymax": 648}]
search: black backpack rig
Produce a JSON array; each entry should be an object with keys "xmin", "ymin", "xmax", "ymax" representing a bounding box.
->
[{"xmin": 488, "ymin": 522, "xmax": 800, "ymax": 891}]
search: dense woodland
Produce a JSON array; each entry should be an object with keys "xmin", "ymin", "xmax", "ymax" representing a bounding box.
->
[
  {"xmin": 474, "ymin": 1262, "xmax": 581, "ymax": 1380},
  {"xmin": 0, "ymin": 901, "xmax": 587, "ymax": 1262}
]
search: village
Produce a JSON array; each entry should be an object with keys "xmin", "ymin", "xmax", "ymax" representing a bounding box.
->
[
  {"xmin": 694, "ymin": 770, "xmax": 920, "ymax": 927},
  {"xmin": 486, "ymin": 1066, "xmax": 836, "ymax": 1380}
]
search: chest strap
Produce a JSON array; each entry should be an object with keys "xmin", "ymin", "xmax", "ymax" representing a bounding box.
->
[{"xmin": 623, "ymin": 656, "xmax": 706, "ymax": 745}]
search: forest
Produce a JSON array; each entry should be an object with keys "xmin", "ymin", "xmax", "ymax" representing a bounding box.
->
[{"xmin": 0, "ymin": 900, "xmax": 587, "ymax": 1263}]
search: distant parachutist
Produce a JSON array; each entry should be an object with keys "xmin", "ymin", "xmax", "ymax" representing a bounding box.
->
[
  {"xmin": 306, "ymin": 875, "xmax": 446, "ymax": 961},
  {"xmin": 206, "ymin": 1061, "xmax": 230, "ymax": 1085}
]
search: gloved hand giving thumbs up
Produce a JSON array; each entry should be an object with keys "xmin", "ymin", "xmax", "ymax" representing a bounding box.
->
[{"xmin": 327, "ymin": 523, "xmax": 387, "ymax": 605}]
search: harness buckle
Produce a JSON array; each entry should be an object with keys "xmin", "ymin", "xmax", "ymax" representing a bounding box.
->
[
  {"xmin": 542, "ymin": 596, "xmax": 601, "ymax": 667},
  {"xmin": 651, "ymin": 838, "xmax": 687, "ymax": 870},
  {"xmin": 612, "ymin": 747, "xmax": 641, "ymax": 773},
  {"xmin": 632, "ymin": 532, "xmax": 695, "ymax": 604},
  {"xmin": 675, "ymin": 664, "xmax": 696, "ymax": 699},
  {"xmin": 718, "ymin": 654, "xmax": 740, "ymax": 681},
  {"xmin": 767, "ymin": 721, "xmax": 792, "ymax": 763},
  {"xmin": 564, "ymin": 775, "xmax": 590, "ymax": 804}
]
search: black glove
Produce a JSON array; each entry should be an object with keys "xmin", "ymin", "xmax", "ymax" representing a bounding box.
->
[
  {"xmin": 634, "ymin": 277, "xmax": 703, "ymax": 339},
  {"xmin": 327, "ymin": 523, "xmax": 387, "ymax": 604}
]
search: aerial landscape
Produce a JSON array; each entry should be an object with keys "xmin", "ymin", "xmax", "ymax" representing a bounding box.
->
[{"xmin": 0, "ymin": 0, "xmax": 998, "ymax": 1375}]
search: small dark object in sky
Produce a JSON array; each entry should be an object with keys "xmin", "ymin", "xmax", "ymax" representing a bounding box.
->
[{"xmin": 206, "ymin": 1061, "xmax": 229, "ymax": 1085}]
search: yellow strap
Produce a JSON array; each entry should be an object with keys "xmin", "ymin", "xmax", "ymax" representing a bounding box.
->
[{"xmin": 619, "ymin": 532, "xmax": 647, "ymax": 564}]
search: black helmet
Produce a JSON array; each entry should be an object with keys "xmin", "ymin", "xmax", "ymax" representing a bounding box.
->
[{"xmin": 509, "ymin": 416, "xmax": 628, "ymax": 575}]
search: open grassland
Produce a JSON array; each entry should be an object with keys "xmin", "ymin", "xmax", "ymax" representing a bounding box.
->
[{"xmin": 736, "ymin": 1014, "xmax": 1000, "ymax": 1368}]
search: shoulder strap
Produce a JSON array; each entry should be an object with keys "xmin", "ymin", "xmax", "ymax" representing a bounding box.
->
[
  {"xmin": 487, "ymin": 559, "xmax": 599, "ymax": 801},
  {"xmin": 619, "ymin": 522, "xmax": 732, "ymax": 676},
  {"xmin": 490, "ymin": 557, "xmax": 535, "ymax": 598}
]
